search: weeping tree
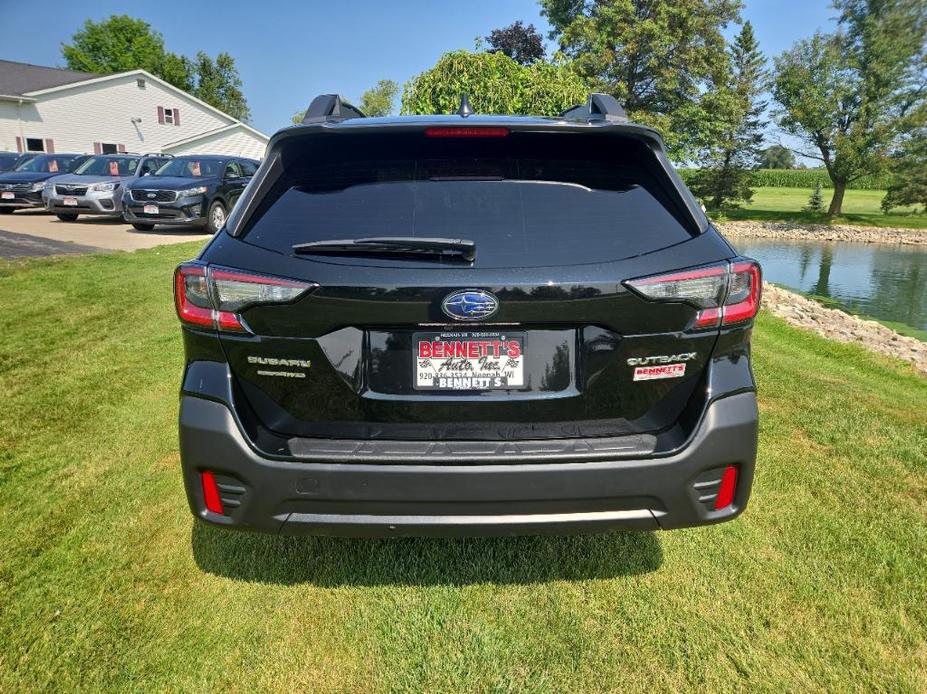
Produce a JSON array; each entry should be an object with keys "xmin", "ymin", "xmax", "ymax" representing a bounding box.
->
[{"xmin": 401, "ymin": 50, "xmax": 588, "ymax": 116}]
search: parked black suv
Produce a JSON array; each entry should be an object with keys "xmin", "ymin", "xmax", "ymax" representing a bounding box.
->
[
  {"xmin": 123, "ymin": 155, "xmax": 258, "ymax": 233},
  {"xmin": 0, "ymin": 153, "xmax": 89, "ymax": 213},
  {"xmin": 0, "ymin": 152, "xmax": 34, "ymax": 173},
  {"xmin": 175, "ymin": 94, "xmax": 761, "ymax": 537}
]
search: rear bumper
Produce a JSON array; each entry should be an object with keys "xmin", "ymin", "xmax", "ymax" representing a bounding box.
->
[{"xmin": 179, "ymin": 392, "xmax": 758, "ymax": 537}]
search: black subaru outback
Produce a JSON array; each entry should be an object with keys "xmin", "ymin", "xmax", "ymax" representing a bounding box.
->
[{"xmin": 175, "ymin": 94, "xmax": 761, "ymax": 537}]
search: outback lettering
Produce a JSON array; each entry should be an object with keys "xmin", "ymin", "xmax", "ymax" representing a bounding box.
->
[{"xmin": 626, "ymin": 352, "xmax": 698, "ymax": 366}]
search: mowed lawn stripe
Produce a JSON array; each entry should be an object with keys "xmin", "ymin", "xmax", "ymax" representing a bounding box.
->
[{"xmin": 0, "ymin": 245, "xmax": 925, "ymax": 691}]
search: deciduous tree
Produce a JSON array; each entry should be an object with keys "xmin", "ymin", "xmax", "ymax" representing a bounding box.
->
[
  {"xmin": 540, "ymin": 0, "xmax": 743, "ymax": 160},
  {"xmin": 882, "ymin": 125, "xmax": 927, "ymax": 211},
  {"xmin": 772, "ymin": 0, "xmax": 926, "ymax": 216},
  {"xmin": 62, "ymin": 15, "xmax": 251, "ymax": 122},
  {"xmin": 191, "ymin": 52, "xmax": 250, "ymax": 122},
  {"xmin": 485, "ymin": 21, "xmax": 546, "ymax": 65},
  {"xmin": 759, "ymin": 145, "xmax": 797, "ymax": 169},
  {"xmin": 360, "ymin": 79, "xmax": 399, "ymax": 117}
]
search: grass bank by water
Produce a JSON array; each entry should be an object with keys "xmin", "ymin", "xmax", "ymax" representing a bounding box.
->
[{"xmin": 723, "ymin": 187, "xmax": 927, "ymax": 229}]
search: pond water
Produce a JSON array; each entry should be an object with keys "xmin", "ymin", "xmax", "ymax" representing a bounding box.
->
[{"xmin": 730, "ymin": 237, "xmax": 927, "ymax": 335}]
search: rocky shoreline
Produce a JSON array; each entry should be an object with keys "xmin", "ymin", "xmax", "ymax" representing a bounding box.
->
[
  {"xmin": 718, "ymin": 220, "xmax": 927, "ymax": 245},
  {"xmin": 761, "ymin": 283, "xmax": 927, "ymax": 375}
]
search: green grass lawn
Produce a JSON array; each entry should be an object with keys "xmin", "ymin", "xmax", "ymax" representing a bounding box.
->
[
  {"xmin": 1, "ymin": 245, "xmax": 926, "ymax": 691},
  {"xmin": 723, "ymin": 187, "xmax": 927, "ymax": 229}
]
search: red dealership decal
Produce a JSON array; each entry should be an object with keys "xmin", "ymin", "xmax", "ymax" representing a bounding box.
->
[{"xmin": 418, "ymin": 340, "xmax": 521, "ymax": 359}]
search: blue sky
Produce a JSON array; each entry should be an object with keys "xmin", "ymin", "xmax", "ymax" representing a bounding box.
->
[{"xmin": 1, "ymin": 0, "xmax": 838, "ymax": 139}]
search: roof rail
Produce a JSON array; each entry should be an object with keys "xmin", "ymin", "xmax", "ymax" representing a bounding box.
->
[
  {"xmin": 560, "ymin": 93, "xmax": 627, "ymax": 122},
  {"xmin": 301, "ymin": 94, "xmax": 366, "ymax": 124}
]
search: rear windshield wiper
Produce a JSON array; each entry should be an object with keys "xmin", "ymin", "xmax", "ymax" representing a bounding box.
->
[{"xmin": 293, "ymin": 237, "xmax": 476, "ymax": 262}]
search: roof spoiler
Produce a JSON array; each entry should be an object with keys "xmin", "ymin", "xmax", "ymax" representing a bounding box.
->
[
  {"xmin": 301, "ymin": 94, "xmax": 366, "ymax": 124},
  {"xmin": 560, "ymin": 93, "xmax": 627, "ymax": 122}
]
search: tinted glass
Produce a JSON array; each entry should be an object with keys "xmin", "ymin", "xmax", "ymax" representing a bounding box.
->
[
  {"xmin": 240, "ymin": 159, "xmax": 258, "ymax": 176},
  {"xmin": 243, "ymin": 132, "xmax": 695, "ymax": 268},
  {"xmin": 0, "ymin": 153, "xmax": 18, "ymax": 172},
  {"xmin": 75, "ymin": 156, "xmax": 141, "ymax": 176},
  {"xmin": 155, "ymin": 158, "xmax": 224, "ymax": 178},
  {"xmin": 15, "ymin": 155, "xmax": 80, "ymax": 174},
  {"xmin": 224, "ymin": 161, "xmax": 242, "ymax": 178}
]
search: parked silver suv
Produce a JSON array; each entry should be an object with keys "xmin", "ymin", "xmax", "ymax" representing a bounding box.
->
[{"xmin": 44, "ymin": 153, "xmax": 172, "ymax": 222}]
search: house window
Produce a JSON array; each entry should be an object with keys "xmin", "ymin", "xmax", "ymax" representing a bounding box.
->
[
  {"xmin": 157, "ymin": 106, "xmax": 181, "ymax": 126},
  {"xmin": 137, "ymin": 78, "xmax": 146, "ymax": 89},
  {"xmin": 93, "ymin": 143, "xmax": 126, "ymax": 154},
  {"xmin": 26, "ymin": 138, "xmax": 45, "ymax": 152}
]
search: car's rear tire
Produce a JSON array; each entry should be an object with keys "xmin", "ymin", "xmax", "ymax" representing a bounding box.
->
[
  {"xmin": 56, "ymin": 213, "xmax": 79, "ymax": 222},
  {"xmin": 207, "ymin": 200, "xmax": 227, "ymax": 234},
  {"xmin": 0, "ymin": 207, "xmax": 13, "ymax": 214},
  {"xmin": 131, "ymin": 222, "xmax": 155, "ymax": 231}
]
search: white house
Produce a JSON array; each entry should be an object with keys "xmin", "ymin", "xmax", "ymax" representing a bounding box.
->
[{"xmin": 0, "ymin": 59, "xmax": 268, "ymax": 159}]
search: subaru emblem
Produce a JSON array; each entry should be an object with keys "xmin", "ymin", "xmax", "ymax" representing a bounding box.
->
[
  {"xmin": 147, "ymin": 193, "xmax": 156, "ymax": 199},
  {"xmin": 441, "ymin": 289, "xmax": 499, "ymax": 321}
]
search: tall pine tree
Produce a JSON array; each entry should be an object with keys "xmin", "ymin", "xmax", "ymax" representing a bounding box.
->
[{"xmin": 690, "ymin": 21, "xmax": 767, "ymax": 212}]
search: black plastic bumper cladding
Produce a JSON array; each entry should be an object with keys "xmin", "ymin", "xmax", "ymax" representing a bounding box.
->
[{"xmin": 178, "ymin": 389, "xmax": 757, "ymax": 537}]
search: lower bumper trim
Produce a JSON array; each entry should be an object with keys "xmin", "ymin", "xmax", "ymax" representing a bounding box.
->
[
  {"xmin": 280, "ymin": 508, "xmax": 661, "ymax": 536},
  {"xmin": 180, "ymin": 391, "xmax": 758, "ymax": 537}
]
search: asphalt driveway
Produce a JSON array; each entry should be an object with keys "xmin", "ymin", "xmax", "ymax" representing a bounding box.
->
[{"xmin": 0, "ymin": 210, "xmax": 211, "ymax": 258}]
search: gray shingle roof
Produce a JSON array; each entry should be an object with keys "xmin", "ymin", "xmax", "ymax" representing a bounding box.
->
[{"xmin": 0, "ymin": 59, "xmax": 98, "ymax": 97}]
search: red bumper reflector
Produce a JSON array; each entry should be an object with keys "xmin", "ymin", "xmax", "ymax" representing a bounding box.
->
[
  {"xmin": 714, "ymin": 465, "xmax": 738, "ymax": 510},
  {"xmin": 201, "ymin": 471, "xmax": 224, "ymax": 514}
]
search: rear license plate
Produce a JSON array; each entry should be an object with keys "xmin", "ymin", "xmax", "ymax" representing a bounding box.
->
[
  {"xmin": 63, "ymin": 197, "xmax": 78, "ymax": 206},
  {"xmin": 414, "ymin": 331, "xmax": 525, "ymax": 391},
  {"xmin": 143, "ymin": 204, "xmax": 159, "ymax": 215},
  {"xmin": 1, "ymin": 192, "xmax": 13, "ymax": 200}
]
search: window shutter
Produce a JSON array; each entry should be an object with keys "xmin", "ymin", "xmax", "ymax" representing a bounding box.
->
[
  {"xmin": 15, "ymin": 136, "xmax": 23, "ymax": 153},
  {"xmin": 44, "ymin": 138, "xmax": 55, "ymax": 154},
  {"xmin": 94, "ymin": 142, "xmax": 102, "ymax": 154},
  {"xmin": 157, "ymin": 106, "xmax": 165, "ymax": 124},
  {"xmin": 174, "ymin": 108, "xmax": 181, "ymax": 126},
  {"xmin": 117, "ymin": 144, "xmax": 126, "ymax": 153}
]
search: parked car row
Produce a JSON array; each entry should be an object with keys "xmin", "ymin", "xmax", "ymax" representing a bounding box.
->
[{"xmin": 0, "ymin": 151, "xmax": 259, "ymax": 233}]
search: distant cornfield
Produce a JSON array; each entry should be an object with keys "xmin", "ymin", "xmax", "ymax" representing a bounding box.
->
[{"xmin": 676, "ymin": 168, "xmax": 892, "ymax": 190}]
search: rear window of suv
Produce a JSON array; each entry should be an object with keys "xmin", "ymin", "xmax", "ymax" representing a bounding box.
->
[{"xmin": 242, "ymin": 131, "xmax": 696, "ymax": 268}]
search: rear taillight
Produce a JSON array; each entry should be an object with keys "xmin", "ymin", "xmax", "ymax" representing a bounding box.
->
[
  {"xmin": 174, "ymin": 263, "xmax": 314, "ymax": 333},
  {"xmin": 721, "ymin": 261, "xmax": 762, "ymax": 325},
  {"xmin": 625, "ymin": 259, "xmax": 761, "ymax": 329}
]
